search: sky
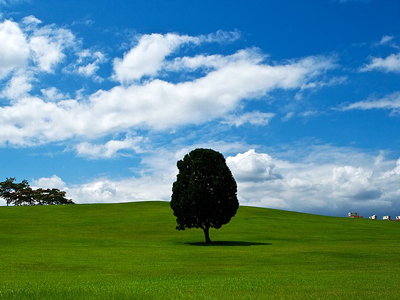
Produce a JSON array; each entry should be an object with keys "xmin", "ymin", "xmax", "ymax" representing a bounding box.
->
[{"xmin": 0, "ymin": 0, "xmax": 399, "ymax": 217}]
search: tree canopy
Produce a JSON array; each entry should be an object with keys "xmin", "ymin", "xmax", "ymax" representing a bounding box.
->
[
  {"xmin": 0, "ymin": 177, "xmax": 74, "ymax": 206},
  {"xmin": 170, "ymin": 148, "xmax": 239, "ymax": 243}
]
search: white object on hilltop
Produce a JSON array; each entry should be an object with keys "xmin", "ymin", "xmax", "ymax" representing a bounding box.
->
[
  {"xmin": 348, "ymin": 212, "xmax": 363, "ymax": 218},
  {"xmin": 383, "ymin": 215, "xmax": 391, "ymax": 220}
]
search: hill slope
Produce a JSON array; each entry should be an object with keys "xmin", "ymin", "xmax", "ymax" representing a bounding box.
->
[{"xmin": 0, "ymin": 201, "xmax": 399, "ymax": 299}]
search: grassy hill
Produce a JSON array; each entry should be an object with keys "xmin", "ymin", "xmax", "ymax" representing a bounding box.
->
[{"xmin": 0, "ymin": 201, "xmax": 399, "ymax": 299}]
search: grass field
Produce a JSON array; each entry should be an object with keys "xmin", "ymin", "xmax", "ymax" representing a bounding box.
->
[{"xmin": 0, "ymin": 201, "xmax": 399, "ymax": 299}]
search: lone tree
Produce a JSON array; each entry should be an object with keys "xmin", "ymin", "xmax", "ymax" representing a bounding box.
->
[{"xmin": 170, "ymin": 148, "xmax": 239, "ymax": 243}]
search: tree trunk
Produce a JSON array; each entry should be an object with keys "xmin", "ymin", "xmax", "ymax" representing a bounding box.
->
[{"xmin": 203, "ymin": 226, "xmax": 211, "ymax": 243}]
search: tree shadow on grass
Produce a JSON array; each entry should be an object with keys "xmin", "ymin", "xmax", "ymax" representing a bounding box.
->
[{"xmin": 186, "ymin": 241, "xmax": 271, "ymax": 247}]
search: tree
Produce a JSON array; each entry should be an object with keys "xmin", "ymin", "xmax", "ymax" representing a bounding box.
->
[
  {"xmin": 0, "ymin": 178, "xmax": 74, "ymax": 206},
  {"xmin": 34, "ymin": 188, "xmax": 74, "ymax": 205},
  {"xmin": 0, "ymin": 178, "xmax": 31, "ymax": 206},
  {"xmin": 170, "ymin": 148, "xmax": 239, "ymax": 243}
]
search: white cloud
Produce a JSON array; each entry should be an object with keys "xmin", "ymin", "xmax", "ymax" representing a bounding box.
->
[
  {"xmin": 227, "ymin": 149, "xmax": 283, "ymax": 182},
  {"xmin": 0, "ymin": 17, "xmax": 77, "ymax": 77},
  {"xmin": 0, "ymin": 22, "xmax": 337, "ymax": 146},
  {"xmin": 381, "ymin": 158, "xmax": 400, "ymax": 178},
  {"xmin": 64, "ymin": 148, "xmax": 180, "ymax": 204},
  {"xmin": 31, "ymin": 175, "xmax": 67, "ymax": 190},
  {"xmin": 0, "ymin": 20, "xmax": 29, "ymax": 78},
  {"xmin": 300, "ymin": 76, "xmax": 347, "ymax": 91},
  {"xmin": 28, "ymin": 25, "xmax": 76, "ymax": 72},
  {"xmin": 360, "ymin": 53, "xmax": 400, "ymax": 73},
  {"xmin": 340, "ymin": 92, "xmax": 400, "ymax": 114},
  {"xmin": 75, "ymin": 135, "xmax": 145, "ymax": 159},
  {"xmin": 198, "ymin": 30, "xmax": 241, "ymax": 44},
  {"xmin": 282, "ymin": 112, "xmax": 295, "ymax": 122},
  {"xmin": 1, "ymin": 71, "xmax": 33, "ymax": 100},
  {"xmin": 166, "ymin": 48, "xmax": 265, "ymax": 72},
  {"xmin": 113, "ymin": 31, "xmax": 242, "ymax": 83},
  {"xmin": 65, "ymin": 49, "xmax": 107, "ymax": 81},
  {"xmin": 222, "ymin": 111, "xmax": 275, "ymax": 127},
  {"xmin": 67, "ymin": 176, "xmax": 172, "ymax": 204},
  {"xmin": 226, "ymin": 147, "xmax": 400, "ymax": 216},
  {"xmin": 113, "ymin": 33, "xmax": 199, "ymax": 83},
  {"xmin": 21, "ymin": 15, "xmax": 41, "ymax": 29},
  {"xmin": 331, "ymin": 166, "xmax": 381, "ymax": 201},
  {"xmin": 0, "ymin": 45, "xmax": 335, "ymax": 146},
  {"xmin": 375, "ymin": 35, "xmax": 394, "ymax": 46},
  {"xmin": 40, "ymin": 87, "xmax": 69, "ymax": 102},
  {"xmin": 299, "ymin": 110, "xmax": 319, "ymax": 117}
]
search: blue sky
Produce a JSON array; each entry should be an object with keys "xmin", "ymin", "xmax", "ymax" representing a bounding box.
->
[{"xmin": 0, "ymin": 0, "xmax": 400, "ymax": 217}]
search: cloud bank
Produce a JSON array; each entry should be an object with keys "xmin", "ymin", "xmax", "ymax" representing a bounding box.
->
[{"xmin": 0, "ymin": 17, "xmax": 336, "ymax": 147}]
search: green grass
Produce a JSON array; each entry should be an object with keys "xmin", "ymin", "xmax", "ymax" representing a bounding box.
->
[{"xmin": 0, "ymin": 201, "xmax": 399, "ymax": 299}]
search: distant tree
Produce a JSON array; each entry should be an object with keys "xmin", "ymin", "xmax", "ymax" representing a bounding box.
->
[
  {"xmin": 0, "ymin": 178, "xmax": 31, "ymax": 206},
  {"xmin": 0, "ymin": 178, "xmax": 74, "ymax": 206},
  {"xmin": 170, "ymin": 148, "xmax": 239, "ymax": 243},
  {"xmin": 34, "ymin": 188, "xmax": 74, "ymax": 205}
]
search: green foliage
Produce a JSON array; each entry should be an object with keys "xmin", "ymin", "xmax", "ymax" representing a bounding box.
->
[
  {"xmin": 0, "ymin": 202, "xmax": 399, "ymax": 299},
  {"xmin": 170, "ymin": 148, "xmax": 239, "ymax": 243},
  {"xmin": 0, "ymin": 178, "xmax": 74, "ymax": 206},
  {"xmin": 0, "ymin": 178, "xmax": 31, "ymax": 206}
]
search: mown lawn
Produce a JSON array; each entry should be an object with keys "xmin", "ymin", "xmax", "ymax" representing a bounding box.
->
[{"xmin": 0, "ymin": 201, "xmax": 399, "ymax": 299}]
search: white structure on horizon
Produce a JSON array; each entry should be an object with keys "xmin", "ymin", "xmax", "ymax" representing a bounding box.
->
[
  {"xmin": 396, "ymin": 216, "xmax": 400, "ymax": 220},
  {"xmin": 348, "ymin": 212, "xmax": 363, "ymax": 218},
  {"xmin": 369, "ymin": 215, "xmax": 377, "ymax": 220},
  {"xmin": 383, "ymin": 215, "xmax": 391, "ymax": 220}
]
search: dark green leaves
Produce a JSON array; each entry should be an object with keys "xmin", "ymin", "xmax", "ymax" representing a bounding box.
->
[
  {"xmin": 0, "ymin": 177, "xmax": 74, "ymax": 206},
  {"xmin": 170, "ymin": 149, "xmax": 239, "ymax": 240}
]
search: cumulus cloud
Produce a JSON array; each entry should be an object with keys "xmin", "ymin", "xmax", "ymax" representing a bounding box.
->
[
  {"xmin": 0, "ymin": 20, "xmax": 29, "ymax": 78},
  {"xmin": 226, "ymin": 147, "xmax": 400, "ymax": 216},
  {"xmin": 31, "ymin": 175, "xmax": 67, "ymax": 190},
  {"xmin": 67, "ymin": 174, "xmax": 175, "ymax": 204},
  {"xmin": 31, "ymin": 175, "xmax": 170, "ymax": 204},
  {"xmin": 1, "ymin": 71, "xmax": 33, "ymax": 100},
  {"xmin": 0, "ymin": 16, "xmax": 78, "ymax": 90},
  {"xmin": 331, "ymin": 166, "xmax": 382, "ymax": 201},
  {"xmin": 28, "ymin": 24, "xmax": 76, "ymax": 72},
  {"xmin": 227, "ymin": 149, "xmax": 283, "ymax": 182}
]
